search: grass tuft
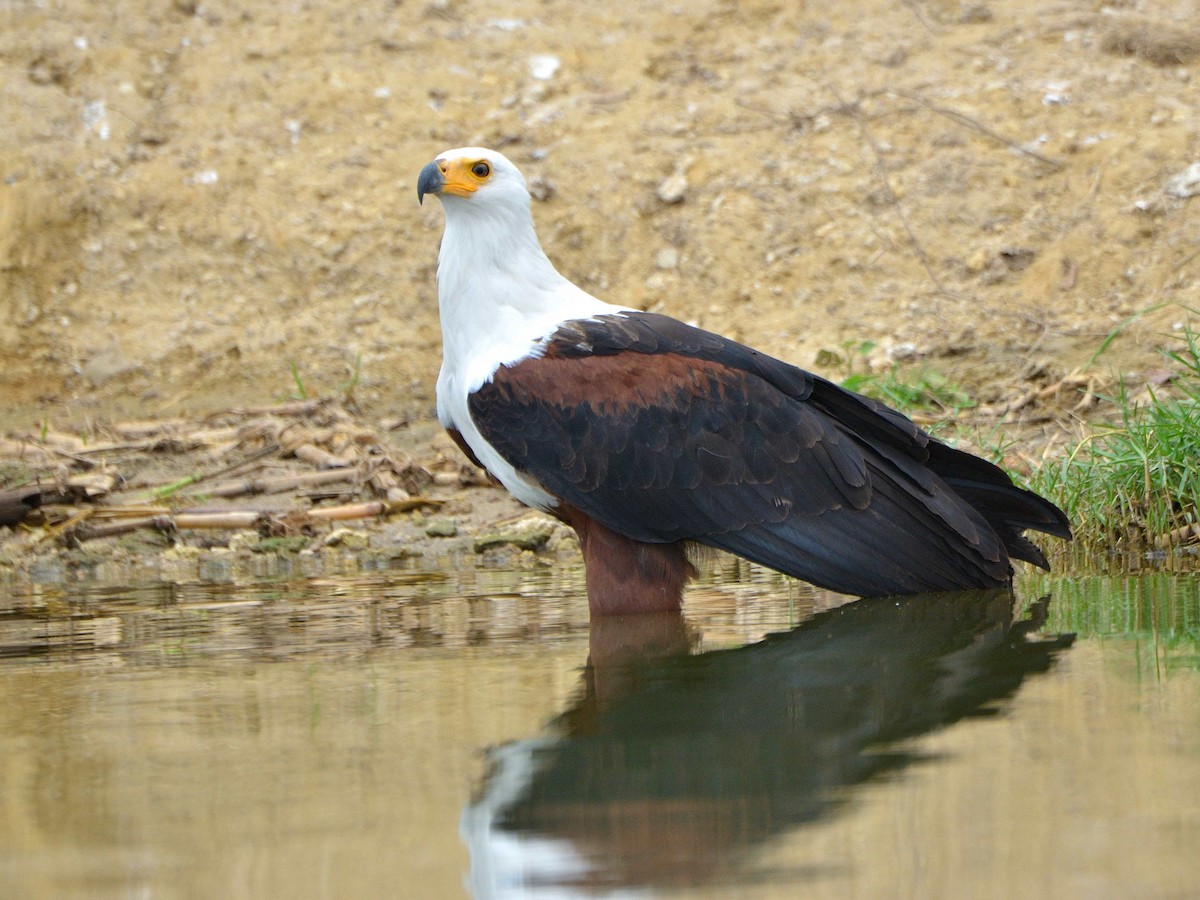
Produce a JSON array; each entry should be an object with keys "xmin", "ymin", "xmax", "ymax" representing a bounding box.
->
[
  {"xmin": 288, "ymin": 361, "xmax": 309, "ymax": 401},
  {"xmin": 822, "ymin": 340, "xmax": 975, "ymax": 414},
  {"xmin": 1028, "ymin": 325, "xmax": 1200, "ymax": 558}
]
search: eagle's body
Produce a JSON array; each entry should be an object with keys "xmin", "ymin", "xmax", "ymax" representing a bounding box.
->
[{"xmin": 417, "ymin": 148, "xmax": 1070, "ymax": 616}]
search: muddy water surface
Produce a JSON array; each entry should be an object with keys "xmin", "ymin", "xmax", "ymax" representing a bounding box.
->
[{"xmin": 2, "ymin": 563, "xmax": 1198, "ymax": 899}]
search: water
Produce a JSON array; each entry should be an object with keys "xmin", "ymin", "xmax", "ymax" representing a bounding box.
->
[{"xmin": 1, "ymin": 560, "xmax": 1198, "ymax": 899}]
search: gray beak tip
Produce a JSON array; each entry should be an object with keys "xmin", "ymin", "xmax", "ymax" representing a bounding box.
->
[{"xmin": 417, "ymin": 160, "xmax": 444, "ymax": 206}]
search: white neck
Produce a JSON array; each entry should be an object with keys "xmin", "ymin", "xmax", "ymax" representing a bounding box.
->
[
  {"xmin": 434, "ymin": 195, "xmax": 624, "ymax": 392},
  {"xmin": 429, "ymin": 182, "xmax": 630, "ymax": 510}
]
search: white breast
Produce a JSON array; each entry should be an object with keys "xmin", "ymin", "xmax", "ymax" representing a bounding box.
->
[
  {"xmin": 428, "ymin": 165, "xmax": 630, "ymax": 510},
  {"xmin": 435, "ymin": 283, "xmax": 628, "ymax": 511}
]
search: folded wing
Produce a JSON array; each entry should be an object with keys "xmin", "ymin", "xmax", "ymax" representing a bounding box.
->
[{"xmin": 468, "ymin": 312, "xmax": 1070, "ymax": 597}]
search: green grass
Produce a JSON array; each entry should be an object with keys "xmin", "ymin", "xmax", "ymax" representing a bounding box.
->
[
  {"xmin": 1027, "ymin": 325, "xmax": 1200, "ymax": 557},
  {"xmin": 284, "ymin": 353, "xmax": 362, "ymax": 404},
  {"xmin": 339, "ymin": 350, "xmax": 363, "ymax": 403},
  {"xmin": 821, "ymin": 340, "xmax": 975, "ymax": 414},
  {"xmin": 842, "ymin": 365, "xmax": 974, "ymax": 414},
  {"xmin": 288, "ymin": 361, "xmax": 309, "ymax": 400},
  {"xmin": 823, "ymin": 323, "xmax": 1200, "ymax": 564}
]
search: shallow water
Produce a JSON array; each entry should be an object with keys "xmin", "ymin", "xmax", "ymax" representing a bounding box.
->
[{"xmin": 1, "ymin": 561, "xmax": 1198, "ymax": 899}]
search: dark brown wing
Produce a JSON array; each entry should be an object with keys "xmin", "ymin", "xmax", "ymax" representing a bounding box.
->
[{"xmin": 468, "ymin": 312, "xmax": 1069, "ymax": 597}]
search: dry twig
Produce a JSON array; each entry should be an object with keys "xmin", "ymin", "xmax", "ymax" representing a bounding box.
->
[{"xmin": 890, "ymin": 89, "xmax": 1063, "ymax": 169}]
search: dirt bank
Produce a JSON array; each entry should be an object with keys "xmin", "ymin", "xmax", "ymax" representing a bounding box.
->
[{"xmin": 2, "ymin": 0, "xmax": 1198, "ymax": 549}]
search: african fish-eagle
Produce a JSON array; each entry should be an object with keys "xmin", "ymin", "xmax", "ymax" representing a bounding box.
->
[{"xmin": 416, "ymin": 147, "xmax": 1071, "ymax": 616}]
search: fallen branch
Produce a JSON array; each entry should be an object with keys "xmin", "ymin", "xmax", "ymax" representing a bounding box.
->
[
  {"xmin": 0, "ymin": 438, "xmax": 59, "ymax": 465},
  {"xmin": 0, "ymin": 473, "xmax": 118, "ymax": 527},
  {"xmin": 111, "ymin": 418, "xmax": 189, "ymax": 440},
  {"xmin": 201, "ymin": 468, "xmax": 360, "ymax": 499},
  {"xmin": 1155, "ymin": 522, "xmax": 1200, "ymax": 549},
  {"xmin": 976, "ymin": 373, "xmax": 1096, "ymax": 420},
  {"xmin": 108, "ymin": 464, "xmax": 352, "ymax": 506},
  {"xmin": 212, "ymin": 399, "xmax": 333, "ymax": 419},
  {"xmin": 289, "ymin": 442, "xmax": 351, "ymax": 469},
  {"xmin": 53, "ymin": 496, "xmax": 442, "ymax": 545}
]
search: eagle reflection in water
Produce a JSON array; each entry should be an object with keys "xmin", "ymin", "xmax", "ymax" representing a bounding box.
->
[{"xmin": 462, "ymin": 590, "xmax": 1074, "ymax": 895}]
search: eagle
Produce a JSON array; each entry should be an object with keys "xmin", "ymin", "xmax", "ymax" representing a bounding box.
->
[{"xmin": 416, "ymin": 147, "xmax": 1070, "ymax": 616}]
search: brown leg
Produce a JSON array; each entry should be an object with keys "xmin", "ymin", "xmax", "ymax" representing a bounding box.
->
[{"xmin": 563, "ymin": 511, "xmax": 695, "ymax": 616}]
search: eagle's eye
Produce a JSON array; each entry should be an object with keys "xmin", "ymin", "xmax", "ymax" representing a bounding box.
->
[{"xmin": 471, "ymin": 161, "xmax": 491, "ymax": 179}]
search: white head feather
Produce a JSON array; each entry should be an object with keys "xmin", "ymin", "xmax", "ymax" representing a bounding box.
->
[{"xmin": 419, "ymin": 147, "xmax": 629, "ymax": 508}]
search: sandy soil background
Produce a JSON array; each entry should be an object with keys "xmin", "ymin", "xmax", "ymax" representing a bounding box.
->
[{"xmin": 1, "ymin": 0, "xmax": 1198, "ymax": 546}]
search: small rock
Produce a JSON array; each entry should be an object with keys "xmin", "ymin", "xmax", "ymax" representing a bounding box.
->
[
  {"xmin": 228, "ymin": 531, "xmax": 260, "ymax": 553},
  {"xmin": 473, "ymin": 515, "xmax": 557, "ymax": 552},
  {"xmin": 528, "ymin": 175, "xmax": 556, "ymax": 201},
  {"xmin": 998, "ymin": 247, "xmax": 1036, "ymax": 271},
  {"xmin": 1165, "ymin": 162, "xmax": 1200, "ymax": 199},
  {"xmin": 82, "ymin": 342, "xmax": 138, "ymax": 386},
  {"xmin": 656, "ymin": 172, "xmax": 688, "ymax": 204},
  {"xmin": 254, "ymin": 536, "xmax": 312, "ymax": 554},
  {"xmin": 323, "ymin": 527, "xmax": 369, "ymax": 550},
  {"xmin": 162, "ymin": 544, "xmax": 204, "ymax": 560},
  {"xmin": 528, "ymin": 54, "xmax": 560, "ymax": 80},
  {"xmin": 655, "ymin": 247, "xmax": 679, "ymax": 270},
  {"xmin": 424, "ymin": 517, "xmax": 458, "ymax": 538}
]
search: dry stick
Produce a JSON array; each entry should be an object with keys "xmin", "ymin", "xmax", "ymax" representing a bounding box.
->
[
  {"xmin": 890, "ymin": 89, "xmax": 1064, "ymax": 170},
  {"xmin": 1156, "ymin": 522, "xmax": 1200, "ymax": 549},
  {"xmin": 192, "ymin": 444, "xmax": 282, "ymax": 483},
  {"xmin": 1037, "ymin": 373, "xmax": 1091, "ymax": 399},
  {"xmin": 65, "ymin": 441, "xmax": 162, "ymax": 456},
  {"xmin": 0, "ymin": 439, "xmax": 59, "ymax": 465},
  {"xmin": 284, "ymin": 498, "xmax": 439, "ymax": 518},
  {"xmin": 67, "ymin": 473, "xmax": 117, "ymax": 497},
  {"xmin": 203, "ymin": 399, "xmax": 329, "ymax": 421},
  {"xmin": 290, "ymin": 442, "xmax": 349, "ymax": 469},
  {"xmin": 367, "ymin": 464, "xmax": 411, "ymax": 502},
  {"xmin": 15, "ymin": 424, "xmax": 247, "ymax": 463},
  {"xmin": 7, "ymin": 430, "xmax": 108, "ymax": 466},
  {"xmin": 201, "ymin": 468, "xmax": 358, "ymax": 499},
  {"xmin": 85, "ymin": 505, "xmax": 182, "ymax": 518},
  {"xmin": 310, "ymin": 501, "xmax": 392, "ymax": 521},
  {"xmin": 110, "ymin": 443, "xmax": 283, "ymax": 504},
  {"xmin": 76, "ymin": 495, "xmax": 438, "ymax": 522},
  {"xmin": 176, "ymin": 425, "xmax": 243, "ymax": 445},
  {"xmin": 62, "ymin": 497, "xmax": 442, "ymax": 544},
  {"xmin": 975, "ymin": 372, "xmax": 1093, "ymax": 419},
  {"xmin": 1072, "ymin": 377, "xmax": 1103, "ymax": 414},
  {"xmin": 112, "ymin": 418, "xmax": 189, "ymax": 439},
  {"xmin": 69, "ymin": 512, "xmax": 261, "ymax": 541},
  {"xmin": 168, "ymin": 511, "xmax": 265, "ymax": 529},
  {"xmin": 49, "ymin": 447, "xmax": 105, "ymax": 468},
  {"xmin": 14, "ymin": 430, "xmax": 155, "ymax": 457},
  {"xmin": 35, "ymin": 430, "xmax": 88, "ymax": 450},
  {"xmin": 977, "ymin": 386, "xmax": 1041, "ymax": 419},
  {"xmin": 34, "ymin": 507, "xmax": 98, "ymax": 544}
]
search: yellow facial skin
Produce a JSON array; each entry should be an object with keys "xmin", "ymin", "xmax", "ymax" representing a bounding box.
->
[{"xmin": 434, "ymin": 158, "xmax": 492, "ymax": 198}]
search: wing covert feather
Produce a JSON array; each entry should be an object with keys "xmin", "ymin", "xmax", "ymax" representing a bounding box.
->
[{"xmin": 466, "ymin": 312, "xmax": 1062, "ymax": 595}]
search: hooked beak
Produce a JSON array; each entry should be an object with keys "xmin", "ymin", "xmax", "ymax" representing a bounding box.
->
[{"xmin": 416, "ymin": 161, "xmax": 444, "ymax": 205}]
